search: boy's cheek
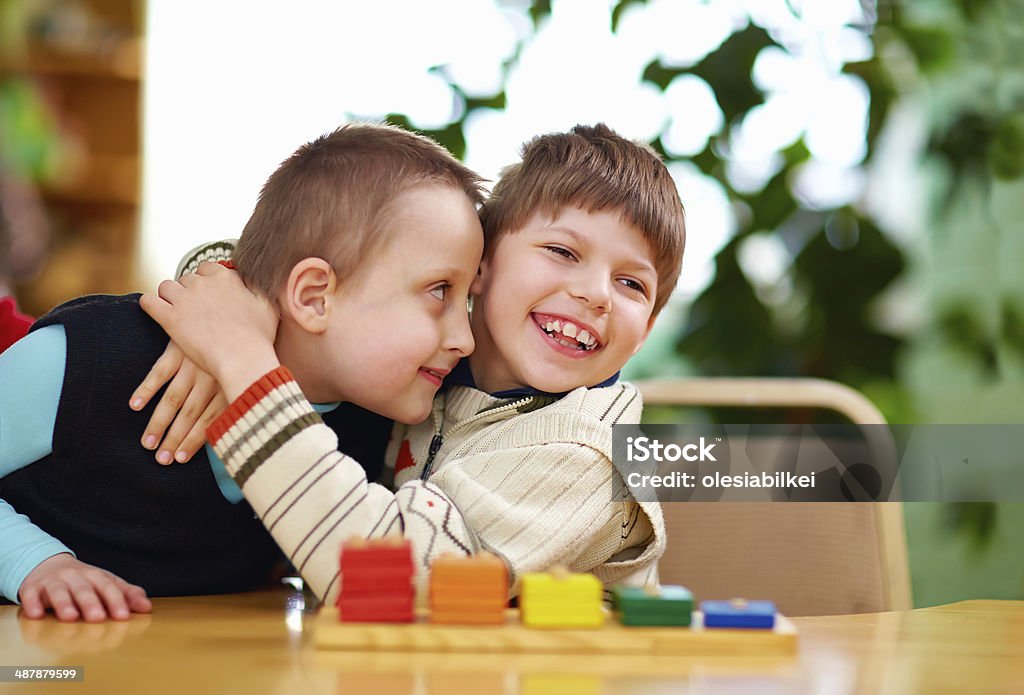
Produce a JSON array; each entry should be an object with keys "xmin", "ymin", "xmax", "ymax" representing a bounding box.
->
[{"xmin": 630, "ymin": 314, "xmax": 658, "ymax": 356}]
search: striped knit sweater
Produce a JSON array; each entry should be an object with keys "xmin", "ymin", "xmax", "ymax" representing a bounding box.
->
[{"xmin": 207, "ymin": 367, "xmax": 666, "ymax": 605}]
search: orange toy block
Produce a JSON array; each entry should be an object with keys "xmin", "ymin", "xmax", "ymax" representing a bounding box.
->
[{"xmin": 429, "ymin": 553, "xmax": 509, "ymax": 625}]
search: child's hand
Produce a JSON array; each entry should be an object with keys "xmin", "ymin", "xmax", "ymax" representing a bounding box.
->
[
  {"xmin": 18, "ymin": 554, "xmax": 153, "ymax": 622},
  {"xmin": 129, "ymin": 341, "xmax": 228, "ymax": 464},
  {"xmin": 140, "ymin": 263, "xmax": 281, "ymax": 401}
]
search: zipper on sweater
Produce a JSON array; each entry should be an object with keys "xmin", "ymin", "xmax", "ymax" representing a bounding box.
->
[
  {"xmin": 420, "ymin": 394, "xmax": 534, "ymax": 480},
  {"xmin": 421, "ymin": 393, "xmax": 448, "ymax": 480},
  {"xmin": 443, "ymin": 396, "xmax": 533, "ymax": 442},
  {"xmin": 421, "ymin": 434, "xmax": 444, "ymax": 480}
]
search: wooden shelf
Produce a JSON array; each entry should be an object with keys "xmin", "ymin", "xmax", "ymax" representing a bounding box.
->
[
  {"xmin": 41, "ymin": 154, "xmax": 140, "ymax": 205},
  {"xmin": 4, "ymin": 40, "xmax": 143, "ymax": 81},
  {"xmin": 9, "ymin": 0, "xmax": 144, "ymax": 317}
]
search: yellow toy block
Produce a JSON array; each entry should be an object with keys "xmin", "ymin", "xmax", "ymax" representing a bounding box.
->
[
  {"xmin": 520, "ymin": 568, "xmax": 605, "ymax": 629},
  {"xmin": 520, "ymin": 570, "xmax": 602, "ymax": 603}
]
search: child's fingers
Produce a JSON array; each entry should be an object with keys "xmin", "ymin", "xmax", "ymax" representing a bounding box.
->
[
  {"xmin": 196, "ymin": 261, "xmax": 229, "ymax": 276},
  {"xmin": 42, "ymin": 584, "xmax": 81, "ymax": 623},
  {"xmin": 175, "ymin": 393, "xmax": 226, "ymax": 463},
  {"xmin": 139, "ymin": 291, "xmax": 172, "ymax": 327},
  {"xmin": 93, "ymin": 578, "xmax": 132, "ymax": 621},
  {"xmin": 64, "ymin": 579, "xmax": 107, "ymax": 623},
  {"xmin": 146, "ymin": 364, "xmax": 199, "ymax": 463},
  {"xmin": 18, "ymin": 584, "xmax": 45, "ymax": 619},
  {"xmin": 161, "ymin": 380, "xmax": 214, "ymax": 463},
  {"xmin": 130, "ymin": 341, "xmax": 185, "ymax": 412},
  {"xmin": 114, "ymin": 578, "xmax": 152, "ymax": 614},
  {"xmin": 156, "ymin": 278, "xmax": 185, "ymax": 302}
]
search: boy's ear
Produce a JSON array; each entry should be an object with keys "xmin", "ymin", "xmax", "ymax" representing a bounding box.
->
[
  {"xmin": 469, "ymin": 256, "xmax": 489, "ymax": 296},
  {"xmin": 280, "ymin": 258, "xmax": 338, "ymax": 334}
]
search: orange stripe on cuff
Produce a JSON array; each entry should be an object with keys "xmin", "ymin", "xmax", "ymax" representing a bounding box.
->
[{"xmin": 206, "ymin": 366, "xmax": 296, "ymax": 445}]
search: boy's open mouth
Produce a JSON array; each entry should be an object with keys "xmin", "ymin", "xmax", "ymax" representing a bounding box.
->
[{"xmin": 532, "ymin": 313, "xmax": 601, "ymax": 352}]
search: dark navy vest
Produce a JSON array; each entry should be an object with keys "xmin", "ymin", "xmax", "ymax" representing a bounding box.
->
[{"xmin": 1, "ymin": 294, "xmax": 390, "ymax": 596}]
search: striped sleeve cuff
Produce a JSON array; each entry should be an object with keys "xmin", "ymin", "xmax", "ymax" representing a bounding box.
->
[
  {"xmin": 174, "ymin": 239, "xmax": 238, "ymax": 279},
  {"xmin": 206, "ymin": 366, "xmax": 323, "ymax": 486}
]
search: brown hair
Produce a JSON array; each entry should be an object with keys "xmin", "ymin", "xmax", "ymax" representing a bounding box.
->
[
  {"xmin": 479, "ymin": 123, "xmax": 685, "ymax": 317},
  {"xmin": 234, "ymin": 122, "xmax": 485, "ymax": 299}
]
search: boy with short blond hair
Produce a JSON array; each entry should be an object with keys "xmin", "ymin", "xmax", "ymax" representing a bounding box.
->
[
  {"xmin": 0, "ymin": 123, "xmax": 486, "ymax": 620},
  {"xmin": 144, "ymin": 123, "xmax": 686, "ymax": 602}
]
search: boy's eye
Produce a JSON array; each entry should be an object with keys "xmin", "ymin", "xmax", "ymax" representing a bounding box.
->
[
  {"xmin": 545, "ymin": 246, "xmax": 577, "ymax": 261},
  {"xmin": 619, "ymin": 278, "xmax": 648, "ymax": 295},
  {"xmin": 430, "ymin": 284, "xmax": 450, "ymax": 301}
]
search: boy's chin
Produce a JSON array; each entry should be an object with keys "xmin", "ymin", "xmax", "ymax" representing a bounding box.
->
[
  {"xmin": 386, "ymin": 402, "xmax": 434, "ymax": 426},
  {"xmin": 521, "ymin": 366, "xmax": 614, "ymax": 395}
]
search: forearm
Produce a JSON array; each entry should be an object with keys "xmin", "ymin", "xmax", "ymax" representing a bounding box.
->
[
  {"xmin": 430, "ymin": 443, "xmax": 634, "ymax": 588},
  {"xmin": 207, "ymin": 367, "xmax": 403, "ymax": 603},
  {"xmin": 0, "ymin": 500, "xmax": 74, "ymax": 603},
  {"xmin": 0, "ymin": 324, "xmax": 76, "ymax": 602}
]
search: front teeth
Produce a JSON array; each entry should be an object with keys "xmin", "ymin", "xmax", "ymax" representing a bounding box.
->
[{"xmin": 542, "ymin": 319, "xmax": 598, "ymax": 351}]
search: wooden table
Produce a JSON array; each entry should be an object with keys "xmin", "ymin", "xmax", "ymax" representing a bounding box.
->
[{"xmin": 1, "ymin": 590, "xmax": 1021, "ymax": 694}]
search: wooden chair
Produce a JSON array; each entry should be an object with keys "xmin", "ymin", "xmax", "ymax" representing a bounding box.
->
[{"xmin": 634, "ymin": 377, "xmax": 912, "ymax": 616}]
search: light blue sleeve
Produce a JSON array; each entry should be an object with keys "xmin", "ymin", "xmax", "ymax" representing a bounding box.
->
[
  {"xmin": 207, "ymin": 444, "xmax": 243, "ymax": 504},
  {"xmin": 204, "ymin": 400, "xmax": 340, "ymax": 505},
  {"xmin": 0, "ymin": 325, "xmax": 76, "ymax": 602}
]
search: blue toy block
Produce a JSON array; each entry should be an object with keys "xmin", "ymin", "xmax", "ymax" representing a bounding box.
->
[{"xmin": 701, "ymin": 599, "xmax": 776, "ymax": 629}]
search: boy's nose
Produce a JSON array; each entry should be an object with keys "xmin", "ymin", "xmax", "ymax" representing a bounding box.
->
[
  {"xmin": 446, "ymin": 310, "xmax": 475, "ymax": 357},
  {"xmin": 570, "ymin": 272, "xmax": 612, "ymax": 313}
]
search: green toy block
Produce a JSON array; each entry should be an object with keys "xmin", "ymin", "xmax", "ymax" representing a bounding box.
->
[{"xmin": 612, "ymin": 585, "xmax": 693, "ymax": 627}]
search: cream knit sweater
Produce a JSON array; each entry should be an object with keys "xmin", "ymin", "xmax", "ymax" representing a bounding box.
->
[{"xmin": 207, "ymin": 367, "xmax": 666, "ymax": 606}]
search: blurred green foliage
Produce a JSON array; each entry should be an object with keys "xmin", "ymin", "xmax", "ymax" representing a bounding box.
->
[
  {"xmin": 378, "ymin": 0, "xmax": 1024, "ymax": 602},
  {"xmin": 379, "ymin": 1, "xmax": 1024, "ymax": 432}
]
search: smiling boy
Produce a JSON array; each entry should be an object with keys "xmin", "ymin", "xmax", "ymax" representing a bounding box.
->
[{"xmin": 143, "ymin": 124, "xmax": 686, "ymax": 602}]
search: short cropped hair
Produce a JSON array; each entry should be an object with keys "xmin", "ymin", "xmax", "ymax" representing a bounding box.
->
[
  {"xmin": 479, "ymin": 124, "xmax": 685, "ymax": 317},
  {"xmin": 234, "ymin": 123, "xmax": 486, "ymax": 299}
]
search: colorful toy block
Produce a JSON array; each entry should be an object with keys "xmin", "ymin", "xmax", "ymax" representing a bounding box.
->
[
  {"xmin": 612, "ymin": 584, "xmax": 693, "ymax": 627},
  {"xmin": 430, "ymin": 553, "xmax": 509, "ymax": 625},
  {"xmin": 701, "ymin": 599, "xmax": 776, "ymax": 629},
  {"xmin": 336, "ymin": 537, "xmax": 415, "ymax": 623},
  {"xmin": 520, "ymin": 568, "xmax": 604, "ymax": 629}
]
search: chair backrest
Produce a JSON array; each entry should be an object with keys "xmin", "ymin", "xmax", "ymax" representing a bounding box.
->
[{"xmin": 635, "ymin": 377, "xmax": 912, "ymax": 616}]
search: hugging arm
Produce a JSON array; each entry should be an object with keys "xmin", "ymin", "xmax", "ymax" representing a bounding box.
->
[
  {"xmin": 129, "ymin": 341, "xmax": 227, "ymax": 464},
  {"xmin": 427, "ymin": 439, "xmax": 662, "ymax": 590},
  {"xmin": 129, "ymin": 240, "xmax": 238, "ymax": 464},
  {"xmin": 204, "ymin": 369, "xmax": 478, "ymax": 604}
]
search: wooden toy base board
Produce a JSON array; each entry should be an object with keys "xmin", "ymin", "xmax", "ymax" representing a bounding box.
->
[{"xmin": 313, "ymin": 609, "xmax": 797, "ymax": 656}]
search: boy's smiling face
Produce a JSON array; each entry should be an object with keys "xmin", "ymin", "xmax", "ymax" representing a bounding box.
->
[{"xmin": 468, "ymin": 206, "xmax": 657, "ymax": 394}]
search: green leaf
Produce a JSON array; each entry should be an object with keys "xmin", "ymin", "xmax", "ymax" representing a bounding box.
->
[
  {"xmin": 382, "ymin": 114, "xmax": 467, "ymax": 160},
  {"xmin": 893, "ymin": 24, "xmax": 958, "ymax": 73},
  {"xmin": 989, "ymin": 113, "xmax": 1024, "ymax": 180},
  {"xmin": 844, "ymin": 58, "xmax": 896, "ymax": 161},
  {"xmin": 529, "ymin": 0, "xmax": 552, "ymax": 27},
  {"xmin": 611, "ymin": 0, "xmax": 646, "ymax": 32},
  {"xmin": 676, "ymin": 242, "xmax": 784, "ymax": 376},
  {"xmin": 688, "ymin": 24, "xmax": 777, "ymax": 123}
]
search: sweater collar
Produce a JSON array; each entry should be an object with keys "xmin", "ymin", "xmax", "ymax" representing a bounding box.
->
[{"xmin": 445, "ymin": 357, "xmax": 619, "ymax": 398}]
